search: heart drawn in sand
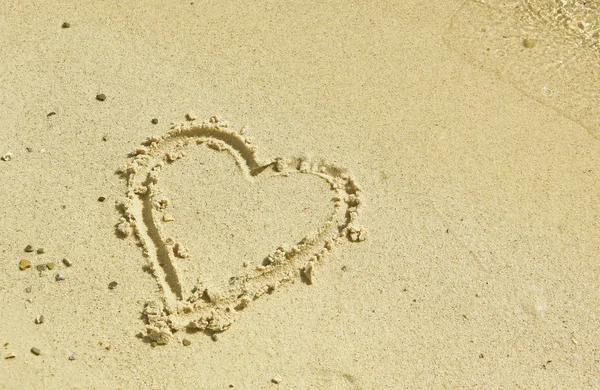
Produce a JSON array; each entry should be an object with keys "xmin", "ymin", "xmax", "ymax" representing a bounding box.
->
[{"xmin": 116, "ymin": 118, "xmax": 366, "ymax": 343}]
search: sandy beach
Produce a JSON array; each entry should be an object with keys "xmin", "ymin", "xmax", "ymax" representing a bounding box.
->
[{"xmin": 1, "ymin": 0, "xmax": 600, "ymax": 388}]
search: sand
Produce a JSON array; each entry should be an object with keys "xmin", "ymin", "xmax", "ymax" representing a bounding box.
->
[{"xmin": 1, "ymin": 0, "xmax": 600, "ymax": 388}]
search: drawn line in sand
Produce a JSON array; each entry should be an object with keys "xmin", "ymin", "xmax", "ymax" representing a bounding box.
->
[
  {"xmin": 445, "ymin": 0, "xmax": 600, "ymax": 140},
  {"xmin": 116, "ymin": 117, "xmax": 366, "ymax": 343}
]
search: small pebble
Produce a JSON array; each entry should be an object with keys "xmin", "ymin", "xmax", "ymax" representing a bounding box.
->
[
  {"xmin": 36, "ymin": 247, "xmax": 44, "ymax": 254},
  {"xmin": 96, "ymin": 93, "xmax": 106, "ymax": 102},
  {"xmin": 36, "ymin": 264, "xmax": 47, "ymax": 272},
  {"xmin": 55, "ymin": 273, "xmax": 65, "ymax": 281},
  {"xmin": 98, "ymin": 196, "xmax": 106, "ymax": 202},
  {"xmin": 35, "ymin": 315, "xmax": 44, "ymax": 325},
  {"xmin": 46, "ymin": 262, "xmax": 56, "ymax": 270},
  {"xmin": 1, "ymin": 152, "xmax": 13, "ymax": 161},
  {"xmin": 108, "ymin": 281, "xmax": 118, "ymax": 290},
  {"xmin": 47, "ymin": 112, "xmax": 56, "ymax": 117},
  {"xmin": 162, "ymin": 213, "xmax": 174, "ymax": 222},
  {"xmin": 61, "ymin": 22, "xmax": 70, "ymax": 28},
  {"xmin": 211, "ymin": 334, "xmax": 218, "ymax": 342},
  {"xmin": 30, "ymin": 347, "xmax": 41, "ymax": 356},
  {"xmin": 151, "ymin": 118, "xmax": 158, "ymax": 124},
  {"xmin": 523, "ymin": 38, "xmax": 536, "ymax": 48},
  {"xmin": 271, "ymin": 376, "xmax": 283, "ymax": 384},
  {"xmin": 102, "ymin": 134, "xmax": 109, "ymax": 141},
  {"xmin": 182, "ymin": 338, "xmax": 191, "ymax": 346},
  {"xmin": 68, "ymin": 353, "xmax": 76, "ymax": 361},
  {"xmin": 4, "ymin": 353, "xmax": 15, "ymax": 359},
  {"xmin": 26, "ymin": 147, "xmax": 34, "ymax": 152},
  {"xmin": 19, "ymin": 259, "xmax": 31, "ymax": 270},
  {"xmin": 62, "ymin": 258, "xmax": 73, "ymax": 267},
  {"xmin": 185, "ymin": 113, "xmax": 197, "ymax": 121},
  {"xmin": 25, "ymin": 245, "xmax": 34, "ymax": 253},
  {"xmin": 25, "ymin": 287, "xmax": 32, "ymax": 293}
]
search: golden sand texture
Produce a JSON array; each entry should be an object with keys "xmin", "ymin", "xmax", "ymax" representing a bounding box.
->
[{"xmin": 1, "ymin": 0, "xmax": 600, "ymax": 388}]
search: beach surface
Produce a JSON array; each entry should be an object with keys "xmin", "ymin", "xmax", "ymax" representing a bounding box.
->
[{"xmin": 1, "ymin": 1, "xmax": 600, "ymax": 388}]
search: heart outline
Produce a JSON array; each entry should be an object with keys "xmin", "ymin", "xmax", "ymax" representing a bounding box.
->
[{"xmin": 117, "ymin": 119, "xmax": 366, "ymax": 343}]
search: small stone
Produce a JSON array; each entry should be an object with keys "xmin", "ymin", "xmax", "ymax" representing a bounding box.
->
[
  {"xmin": 68, "ymin": 353, "xmax": 76, "ymax": 361},
  {"xmin": 25, "ymin": 287, "xmax": 32, "ymax": 293},
  {"xmin": 46, "ymin": 262, "xmax": 56, "ymax": 270},
  {"xmin": 162, "ymin": 213, "xmax": 174, "ymax": 222},
  {"xmin": 271, "ymin": 375, "xmax": 283, "ymax": 384},
  {"xmin": 4, "ymin": 353, "xmax": 15, "ymax": 359},
  {"xmin": 185, "ymin": 113, "xmax": 197, "ymax": 121},
  {"xmin": 182, "ymin": 338, "xmax": 191, "ymax": 346},
  {"xmin": 30, "ymin": 347, "xmax": 41, "ymax": 356},
  {"xmin": 209, "ymin": 115, "xmax": 219, "ymax": 123},
  {"xmin": 211, "ymin": 334, "xmax": 218, "ymax": 342},
  {"xmin": 151, "ymin": 118, "xmax": 158, "ymax": 124},
  {"xmin": 102, "ymin": 134, "xmax": 109, "ymax": 141},
  {"xmin": 98, "ymin": 196, "xmax": 106, "ymax": 202},
  {"xmin": 55, "ymin": 273, "xmax": 65, "ymax": 281},
  {"xmin": 47, "ymin": 112, "xmax": 56, "ymax": 117},
  {"xmin": 36, "ymin": 247, "xmax": 44, "ymax": 254},
  {"xmin": 62, "ymin": 258, "xmax": 73, "ymax": 267},
  {"xmin": 523, "ymin": 38, "xmax": 536, "ymax": 48},
  {"xmin": 26, "ymin": 147, "xmax": 34, "ymax": 152},
  {"xmin": 19, "ymin": 259, "xmax": 31, "ymax": 270},
  {"xmin": 36, "ymin": 264, "xmax": 47, "ymax": 272},
  {"xmin": 35, "ymin": 315, "xmax": 44, "ymax": 325},
  {"xmin": 96, "ymin": 93, "xmax": 106, "ymax": 102},
  {"xmin": 61, "ymin": 22, "xmax": 70, "ymax": 28},
  {"xmin": 108, "ymin": 281, "xmax": 118, "ymax": 290},
  {"xmin": 25, "ymin": 245, "xmax": 34, "ymax": 252},
  {"xmin": 1, "ymin": 152, "xmax": 13, "ymax": 161}
]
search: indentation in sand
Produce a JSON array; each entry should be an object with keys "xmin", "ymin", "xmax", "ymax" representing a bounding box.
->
[{"xmin": 117, "ymin": 118, "xmax": 366, "ymax": 343}]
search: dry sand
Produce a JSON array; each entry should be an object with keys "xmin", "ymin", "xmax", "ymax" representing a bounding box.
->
[{"xmin": 1, "ymin": 0, "xmax": 600, "ymax": 388}]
